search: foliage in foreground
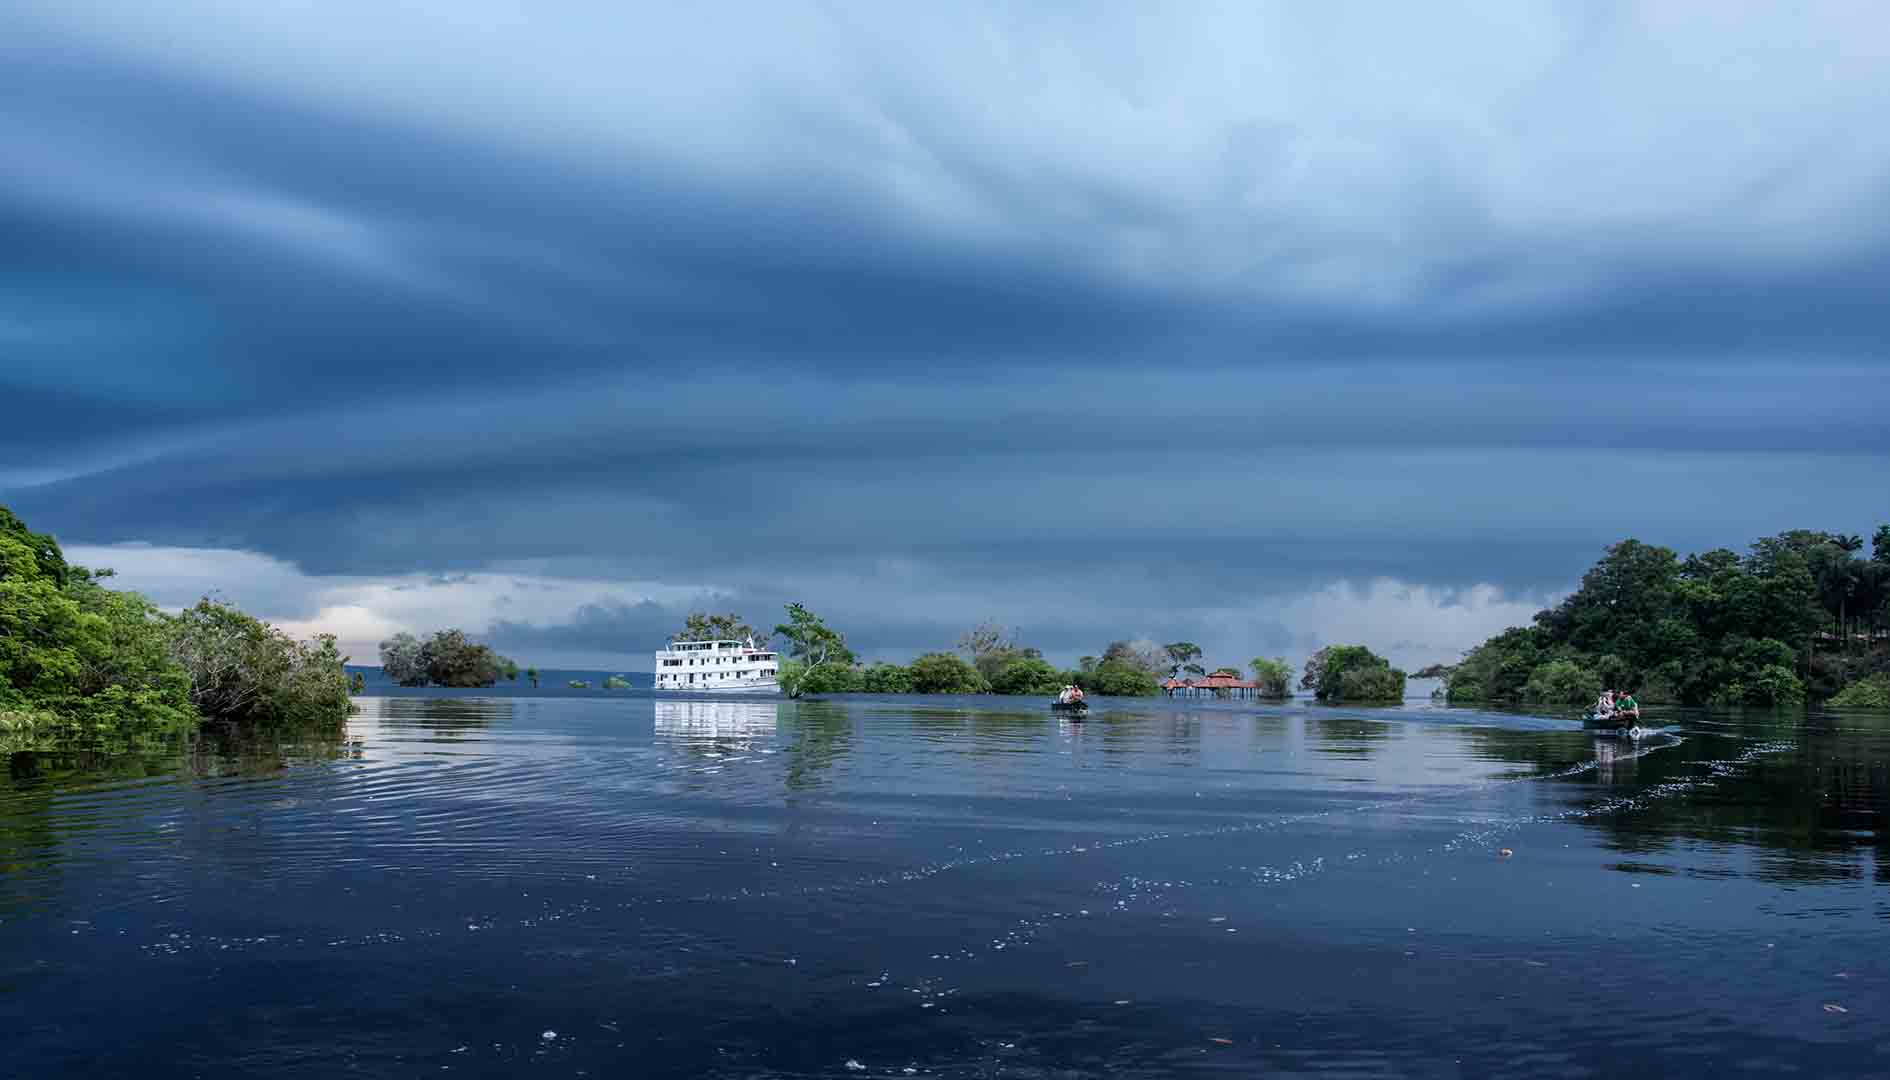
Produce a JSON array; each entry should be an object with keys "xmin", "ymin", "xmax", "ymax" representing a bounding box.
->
[
  {"xmin": 2, "ymin": 505, "xmax": 350, "ymax": 751},
  {"xmin": 169, "ymin": 599, "xmax": 352, "ymax": 726}
]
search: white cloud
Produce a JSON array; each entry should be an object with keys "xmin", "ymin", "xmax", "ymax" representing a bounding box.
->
[
  {"xmin": 63, "ymin": 543, "xmax": 722, "ymax": 667},
  {"xmin": 1265, "ymin": 579, "xmax": 1553, "ymax": 671}
]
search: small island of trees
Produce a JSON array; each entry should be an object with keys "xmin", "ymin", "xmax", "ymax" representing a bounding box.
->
[
  {"xmin": 378, "ymin": 630, "xmax": 519, "ymax": 688},
  {"xmin": 1440, "ymin": 528, "xmax": 1890, "ymax": 707}
]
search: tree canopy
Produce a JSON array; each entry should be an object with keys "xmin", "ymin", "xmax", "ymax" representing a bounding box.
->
[
  {"xmin": 677, "ymin": 612, "xmax": 767, "ymax": 647},
  {"xmin": 1248, "ymin": 657, "xmax": 1292, "ymax": 697},
  {"xmin": 773, "ymin": 603, "xmax": 852, "ymax": 698},
  {"xmin": 1301, "ymin": 645, "xmax": 1406, "ymax": 702},
  {"xmin": 378, "ymin": 629, "xmax": 516, "ymax": 688},
  {"xmin": 1446, "ymin": 529, "xmax": 1890, "ymax": 707},
  {"xmin": 1163, "ymin": 642, "xmax": 1205, "ymax": 678},
  {"xmin": 907, "ymin": 652, "xmax": 988, "ymax": 693},
  {"xmin": 3, "ymin": 504, "xmax": 350, "ymax": 750}
]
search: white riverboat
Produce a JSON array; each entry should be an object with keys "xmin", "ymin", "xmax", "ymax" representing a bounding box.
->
[{"xmin": 653, "ymin": 638, "xmax": 781, "ymax": 693}]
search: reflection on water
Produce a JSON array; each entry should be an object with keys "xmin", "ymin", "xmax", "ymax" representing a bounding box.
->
[
  {"xmin": 1592, "ymin": 734, "xmax": 1641, "ymax": 784},
  {"xmin": 1308, "ymin": 715, "xmax": 1395, "ymax": 758},
  {"xmin": 652, "ymin": 700, "xmax": 780, "ymax": 745},
  {"xmin": 4, "ymin": 695, "xmax": 1890, "ymax": 1077}
]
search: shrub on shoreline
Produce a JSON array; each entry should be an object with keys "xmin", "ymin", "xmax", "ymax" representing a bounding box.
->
[
  {"xmin": 1826, "ymin": 674, "xmax": 1890, "ymax": 709},
  {"xmin": 3, "ymin": 505, "xmax": 349, "ymax": 751}
]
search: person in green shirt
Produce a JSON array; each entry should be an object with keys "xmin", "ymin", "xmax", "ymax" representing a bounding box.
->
[{"xmin": 1615, "ymin": 691, "xmax": 1640, "ymax": 722}]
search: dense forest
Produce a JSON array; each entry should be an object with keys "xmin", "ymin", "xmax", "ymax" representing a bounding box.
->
[
  {"xmin": 1444, "ymin": 528, "xmax": 1890, "ymax": 707},
  {"xmin": 1, "ymin": 506, "xmax": 353, "ymax": 751}
]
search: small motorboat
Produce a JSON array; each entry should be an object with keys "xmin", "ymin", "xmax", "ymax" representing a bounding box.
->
[
  {"xmin": 1582, "ymin": 709, "xmax": 1644, "ymax": 739},
  {"xmin": 1050, "ymin": 698, "xmax": 1089, "ymax": 715}
]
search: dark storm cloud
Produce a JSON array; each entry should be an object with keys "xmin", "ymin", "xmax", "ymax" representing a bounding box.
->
[{"xmin": 7, "ymin": 2, "xmax": 1890, "ymax": 666}]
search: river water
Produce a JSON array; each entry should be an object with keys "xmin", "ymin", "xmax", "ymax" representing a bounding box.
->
[{"xmin": 3, "ymin": 693, "xmax": 1886, "ymax": 1077}]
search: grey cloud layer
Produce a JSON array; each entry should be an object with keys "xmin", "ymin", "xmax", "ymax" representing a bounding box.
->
[{"xmin": 6, "ymin": 2, "xmax": 1889, "ymax": 664}]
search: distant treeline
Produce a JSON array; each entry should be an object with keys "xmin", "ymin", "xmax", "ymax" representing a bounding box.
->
[
  {"xmin": 690, "ymin": 608, "xmax": 1396, "ymax": 702},
  {"xmin": 1438, "ymin": 528, "xmax": 1890, "ymax": 707},
  {"xmin": 2, "ymin": 505, "xmax": 353, "ymax": 752}
]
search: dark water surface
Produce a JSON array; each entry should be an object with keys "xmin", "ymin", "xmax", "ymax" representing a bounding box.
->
[{"xmin": 4, "ymin": 694, "xmax": 1887, "ymax": 1077}]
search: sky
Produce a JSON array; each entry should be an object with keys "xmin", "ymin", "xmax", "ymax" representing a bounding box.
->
[{"xmin": 5, "ymin": 2, "xmax": 1888, "ymax": 673}]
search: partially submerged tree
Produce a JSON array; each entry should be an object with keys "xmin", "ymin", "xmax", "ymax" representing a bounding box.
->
[
  {"xmin": 861, "ymin": 662, "xmax": 914, "ymax": 693},
  {"xmin": 956, "ymin": 621, "xmax": 1046, "ymax": 685},
  {"xmin": 988, "ymin": 657, "xmax": 1062, "ymax": 695},
  {"xmin": 1248, "ymin": 657, "xmax": 1291, "ymax": 698},
  {"xmin": 379, "ymin": 629, "xmax": 516, "ymax": 688},
  {"xmin": 1101, "ymin": 639, "xmax": 1166, "ymax": 677},
  {"xmin": 3, "ymin": 505, "xmax": 349, "ymax": 750},
  {"xmin": 908, "ymin": 652, "xmax": 988, "ymax": 693},
  {"xmin": 168, "ymin": 598, "xmax": 352, "ymax": 726},
  {"xmin": 1301, "ymin": 645, "xmax": 1406, "ymax": 702},
  {"xmin": 379, "ymin": 632, "xmax": 428, "ymax": 687},
  {"xmin": 773, "ymin": 603, "xmax": 852, "ymax": 699}
]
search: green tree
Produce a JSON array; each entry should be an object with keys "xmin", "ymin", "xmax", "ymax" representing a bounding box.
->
[
  {"xmin": 168, "ymin": 598, "xmax": 352, "ymax": 726},
  {"xmin": 989, "ymin": 657, "xmax": 1063, "ymax": 695},
  {"xmin": 861, "ymin": 662, "xmax": 914, "ymax": 693},
  {"xmin": 526, "ymin": 666, "xmax": 540, "ymax": 688},
  {"xmin": 1829, "ymin": 674, "xmax": 1890, "ymax": 709},
  {"xmin": 956, "ymin": 621, "xmax": 1048, "ymax": 684},
  {"xmin": 602, "ymin": 674, "xmax": 631, "ymax": 689},
  {"xmin": 1522, "ymin": 659, "xmax": 1601, "ymax": 705},
  {"xmin": 378, "ymin": 632, "xmax": 428, "ymax": 686},
  {"xmin": 1248, "ymin": 657, "xmax": 1291, "ymax": 698},
  {"xmin": 773, "ymin": 603, "xmax": 852, "ymax": 699},
  {"xmin": 2, "ymin": 505, "xmax": 346, "ymax": 750},
  {"xmin": 1450, "ymin": 531, "xmax": 1844, "ymax": 706},
  {"xmin": 1101, "ymin": 639, "xmax": 1166, "ymax": 678},
  {"xmin": 1302, "ymin": 645, "xmax": 1405, "ymax": 702},
  {"xmin": 1163, "ymin": 642, "xmax": 1205, "ymax": 678},
  {"xmin": 1081, "ymin": 658, "xmax": 1164, "ymax": 699},
  {"xmin": 907, "ymin": 652, "xmax": 988, "ymax": 693},
  {"xmin": 677, "ymin": 612, "xmax": 767, "ymax": 647},
  {"xmin": 418, "ymin": 629, "xmax": 512, "ymax": 688},
  {"xmin": 798, "ymin": 662, "xmax": 865, "ymax": 693}
]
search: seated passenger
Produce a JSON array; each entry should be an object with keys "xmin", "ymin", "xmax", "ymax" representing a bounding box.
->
[{"xmin": 1615, "ymin": 691, "xmax": 1640, "ymax": 722}]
